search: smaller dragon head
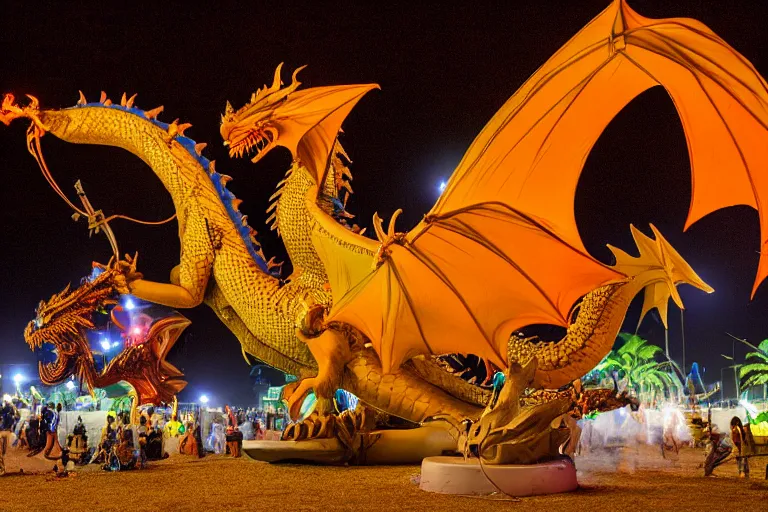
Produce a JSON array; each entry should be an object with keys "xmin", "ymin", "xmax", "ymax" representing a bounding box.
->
[
  {"xmin": 24, "ymin": 266, "xmax": 119, "ymax": 391},
  {"xmin": 220, "ymin": 64, "xmax": 378, "ymax": 182}
]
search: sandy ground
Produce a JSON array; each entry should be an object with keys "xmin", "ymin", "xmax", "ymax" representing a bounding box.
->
[{"xmin": 1, "ymin": 445, "xmax": 766, "ymax": 511}]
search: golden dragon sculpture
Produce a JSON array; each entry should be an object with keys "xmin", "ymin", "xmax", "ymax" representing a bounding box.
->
[{"xmin": 4, "ymin": 0, "xmax": 768, "ymax": 465}]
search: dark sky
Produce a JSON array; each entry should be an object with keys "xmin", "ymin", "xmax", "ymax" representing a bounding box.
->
[{"xmin": 1, "ymin": 1, "xmax": 767, "ymax": 404}]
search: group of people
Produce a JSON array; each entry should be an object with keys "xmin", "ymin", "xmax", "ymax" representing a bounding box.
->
[
  {"xmin": 0, "ymin": 396, "xmax": 68, "ymax": 474},
  {"xmin": 91, "ymin": 407, "xmax": 188, "ymax": 470}
]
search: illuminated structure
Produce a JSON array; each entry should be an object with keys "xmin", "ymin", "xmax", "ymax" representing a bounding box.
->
[
  {"xmin": 1, "ymin": 0, "xmax": 767, "ymax": 473},
  {"xmin": 23, "ymin": 265, "xmax": 189, "ymax": 406}
]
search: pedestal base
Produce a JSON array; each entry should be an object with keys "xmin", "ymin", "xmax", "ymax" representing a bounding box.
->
[{"xmin": 419, "ymin": 456, "xmax": 578, "ymax": 496}]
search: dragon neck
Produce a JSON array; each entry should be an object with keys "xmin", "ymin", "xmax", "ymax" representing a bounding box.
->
[
  {"xmin": 511, "ymin": 268, "xmax": 671, "ymax": 389},
  {"xmin": 38, "ymin": 103, "xmax": 273, "ymax": 274},
  {"xmin": 39, "ymin": 105, "xmax": 191, "ymax": 200}
]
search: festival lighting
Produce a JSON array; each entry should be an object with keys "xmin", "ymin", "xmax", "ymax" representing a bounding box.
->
[
  {"xmin": 66, "ymin": 380, "xmax": 76, "ymax": 391},
  {"xmin": 124, "ymin": 297, "xmax": 136, "ymax": 310},
  {"xmin": 132, "ymin": 327, "xmax": 141, "ymax": 335},
  {"xmin": 438, "ymin": 181, "xmax": 447, "ymax": 193},
  {"xmin": 100, "ymin": 339, "xmax": 111, "ymax": 351},
  {"xmin": 13, "ymin": 374, "xmax": 23, "ymax": 385},
  {"xmin": 199, "ymin": 394, "xmax": 209, "ymax": 404}
]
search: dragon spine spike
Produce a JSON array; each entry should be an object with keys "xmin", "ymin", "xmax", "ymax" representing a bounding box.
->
[
  {"xmin": 120, "ymin": 92, "xmax": 127, "ymax": 106},
  {"xmin": 241, "ymin": 215, "xmax": 248, "ymax": 226},
  {"xmin": 194, "ymin": 142, "xmax": 207, "ymax": 155},
  {"xmin": 126, "ymin": 93, "xmax": 137, "ymax": 108},
  {"xmin": 177, "ymin": 122, "xmax": 192, "ymax": 136},
  {"xmin": 144, "ymin": 105, "xmax": 163, "ymax": 120},
  {"xmin": 268, "ymin": 190, "xmax": 282, "ymax": 202},
  {"xmin": 219, "ymin": 174, "xmax": 232, "ymax": 186},
  {"xmin": 100, "ymin": 91, "xmax": 107, "ymax": 103},
  {"xmin": 266, "ymin": 201, "xmax": 278, "ymax": 214},
  {"xmin": 232, "ymin": 198, "xmax": 243, "ymax": 211},
  {"xmin": 266, "ymin": 212, "xmax": 277, "ymax": 226},
  {"xmin": 77, "ymin": 91, "xmax": 87, "ymax": 106},
  {"xmin": 207, "ymin": 160, "xmax": 216, "ymax": 176}
]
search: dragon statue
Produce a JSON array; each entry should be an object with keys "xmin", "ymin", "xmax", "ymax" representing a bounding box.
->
[
  {"xmin": 23, "ymin": 264, "xmax": 189, "ymax": 406},
  {"xmin": 3, "ymin": 0, "xmax": 768, "ymax": 465}
]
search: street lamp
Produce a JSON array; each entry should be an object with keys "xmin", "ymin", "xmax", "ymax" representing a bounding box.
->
[{"xmin": 13, "ymin": 373, "xmax": 24, "ymax": 395}]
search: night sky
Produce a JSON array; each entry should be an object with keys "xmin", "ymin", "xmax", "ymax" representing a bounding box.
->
[{"xmin": 1, "ymin": 1, "xmax": 767, "ymax": 404}]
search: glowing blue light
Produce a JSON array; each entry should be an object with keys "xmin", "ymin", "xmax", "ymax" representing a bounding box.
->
[
  {"xmin": 66, "ymin": 381, "xmax": 76, "ymax": 391},
  {"xmin": 199, "ymin": 395, "xmax": 209, "ymax": 404},
  {"xmin": 100, "ymin": 340, "xmax": 111, "ymax": 351},
  {"xmin": 439, "ymin": 181, "xmax": 447, "ymax": 193},
  {"xmin": 13, "ymin": 374, "xmax": 23, "ymax": 385},
  {"xmin": 124, "ymin": 298, "xmax": 136, "ymax": 310}
]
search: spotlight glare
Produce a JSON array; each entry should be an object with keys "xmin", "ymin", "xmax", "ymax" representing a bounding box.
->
[
  {"xmin": 438, "ymin": 181, "xmax": 447, "ymax": 193},
  {"xmin": 124, "ymin": 298, "xmax": 136, "ymax": 310},
  {"xmin": 199, "ymin": 394, "xmax": 209, "ymax": 404},
  {"xmin": 100, "ymin": 340, "xmax": 111, "ymax": 351}
]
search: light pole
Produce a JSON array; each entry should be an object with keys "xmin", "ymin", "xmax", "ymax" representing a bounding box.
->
[
  {"xmin": 721, "ymin": 354, "xmax": 742, "ymax": 402},
  {"xmin": 680, "ymin": 309, "xmax": 686, "ymax": 376}
]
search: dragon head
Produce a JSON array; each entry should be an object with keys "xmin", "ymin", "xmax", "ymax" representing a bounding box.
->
[
  {"xmin": 24, "ymin": 266, "xmax": 119, "ymax": 391},
  {"xmin": 220, "ymin": 63, "xmax": 378, "ymax": 182}
]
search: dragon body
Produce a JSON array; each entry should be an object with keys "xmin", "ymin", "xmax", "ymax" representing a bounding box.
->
[{"xmin": 1, "ymin": 92, "xmax": 690, "ymax": 427}]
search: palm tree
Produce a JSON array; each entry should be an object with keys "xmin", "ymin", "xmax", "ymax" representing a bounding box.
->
[
  {"xmin": 739, "ymin": 339, "xmax": 768, "ymax": 398},
  {"xmin": 590, "ymin": 332, "xmax": 683, "ymax": 404}
]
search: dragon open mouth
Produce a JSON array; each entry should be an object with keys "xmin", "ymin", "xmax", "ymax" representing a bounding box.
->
[{"xmin": 227, "ymin": 126, "xmax": 278, "ymax": 164}]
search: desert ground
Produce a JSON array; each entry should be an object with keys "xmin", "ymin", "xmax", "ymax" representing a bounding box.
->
[{"xmin": 2, "ymin": 445, "xmax": 766, "ymax": 511}]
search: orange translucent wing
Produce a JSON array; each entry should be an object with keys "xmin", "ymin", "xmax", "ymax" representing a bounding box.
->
[
  {"xmin": 323, "ymin": 0, "xmax": 768, "ymax": 373},
  {"xmin": 330, "ymin": 204, "xmax": 623, "ymax": 373}
]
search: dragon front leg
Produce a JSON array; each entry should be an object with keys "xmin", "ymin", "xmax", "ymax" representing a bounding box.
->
[
  {"xmin": 282, "ymin": 327, "xmax": 351, "ymax": 420},
  {"xmin": 116, "ymin": 218, "xmax": 215, "ymax": 309}
]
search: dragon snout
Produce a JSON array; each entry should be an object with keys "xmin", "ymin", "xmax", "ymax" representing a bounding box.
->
[{"xmin": 0, "ymin": 93, "xmax": 40, "ymax": 126}]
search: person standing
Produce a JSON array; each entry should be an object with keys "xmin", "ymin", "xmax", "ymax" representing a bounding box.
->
[
  {"xmin": 0, "ymin": 397, "xmax": 20, "ymax": 475},
  {"xmin": 730, "ymin": 417, "xmax": 750, "ymax": 478}
]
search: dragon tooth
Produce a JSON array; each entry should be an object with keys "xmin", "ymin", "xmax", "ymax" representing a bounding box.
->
[
  {"xmin": 144, "ymin": 105, "xmax": 164, "ymax": 120},
  {"xmin": 194, "ymin": 142, "xmax": 207, "ymax": 156},
  {"xmin": 77, "ymin": 90, "xmax": 87, "ymax": 106},
  {"xmin": 126, "ymin": 93, "xmax": 137, "ymax": 108}
]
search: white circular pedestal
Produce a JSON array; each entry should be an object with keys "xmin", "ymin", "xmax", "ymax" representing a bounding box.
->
[{"xmin": 419, "ymin": 456, "xmax": 577, "ymax": 497}]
